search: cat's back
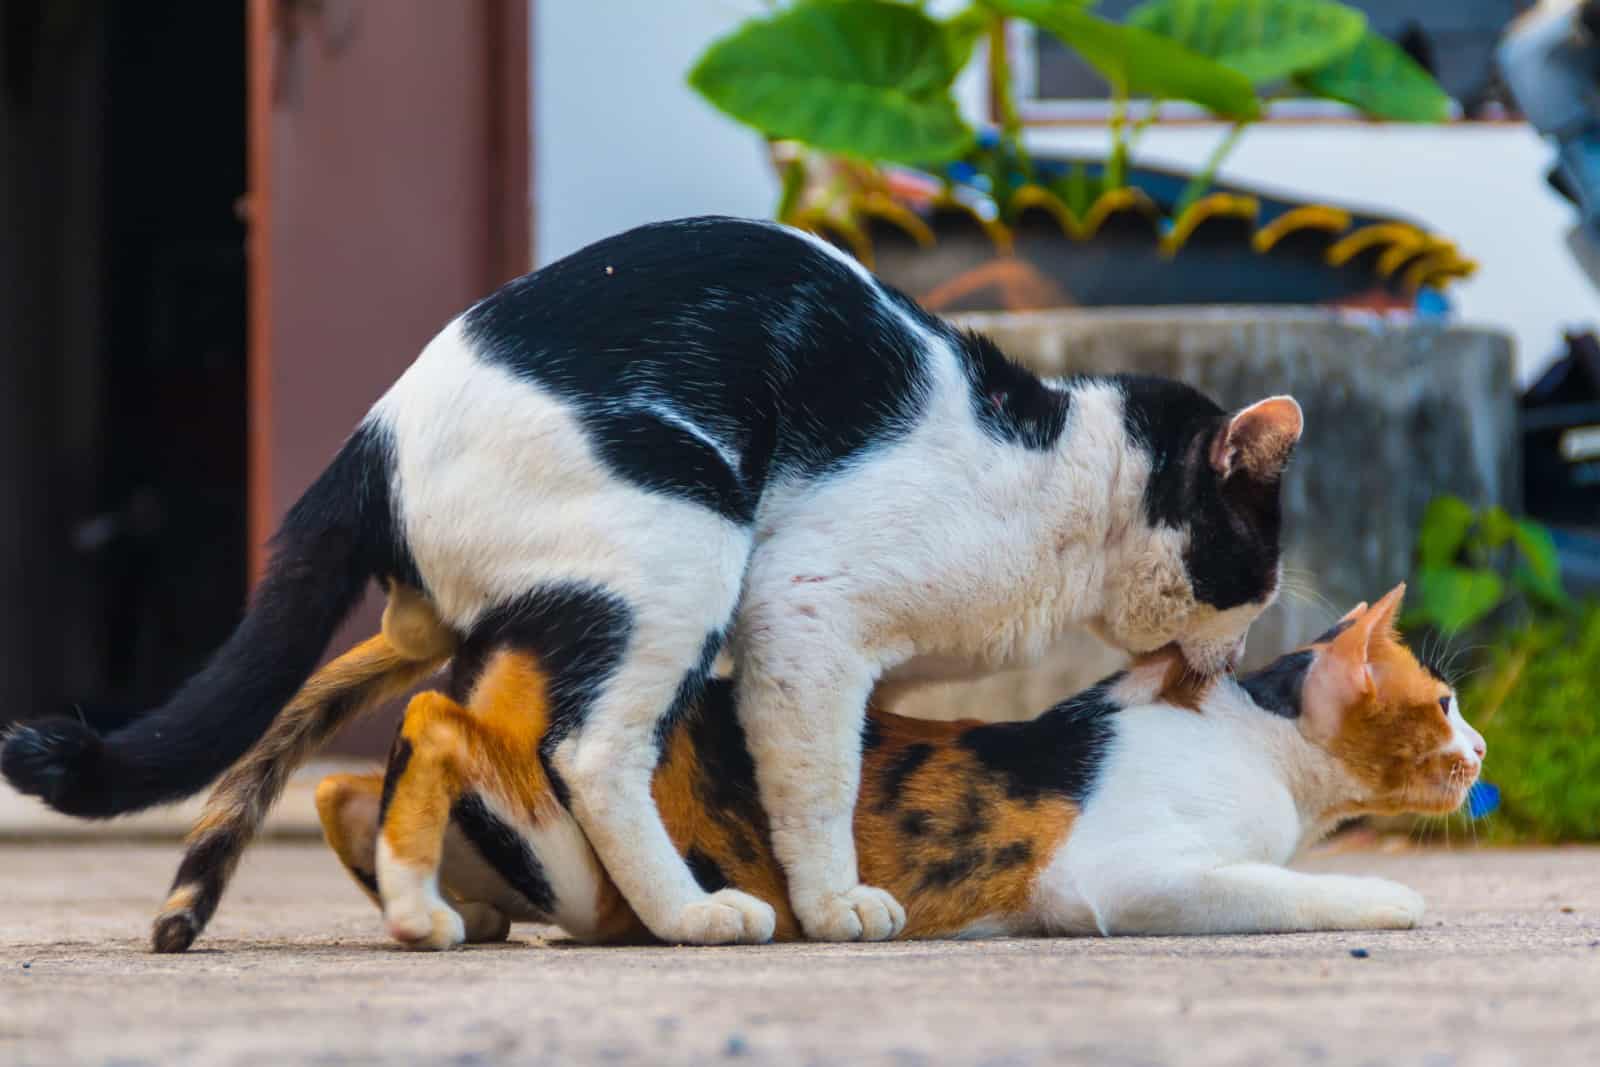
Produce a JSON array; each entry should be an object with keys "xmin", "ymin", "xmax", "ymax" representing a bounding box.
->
[{"xmin": 458, "ymin": 216, "xmax": 937, "ymax": 398}]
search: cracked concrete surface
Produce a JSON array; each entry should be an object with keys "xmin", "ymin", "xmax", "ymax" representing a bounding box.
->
[{"xmin": 1, "ymin": 843, "xmax": 1596, "ymax": 1065}]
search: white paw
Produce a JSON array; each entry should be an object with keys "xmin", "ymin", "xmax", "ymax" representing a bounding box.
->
[
  {"xmin": 798, "ymin": 885, "xmax": 906, "ymax": 942},
  {"xmin": 660, "ymin": 889, "xmax": 776, "ymax": 945},
  {"xmin": 1357, "ymin": 880, "xmax": 1425, "ymax": 930},
  {"xmin": 385, "ymin": 901, "xmax": 467, "ymax": 951}
]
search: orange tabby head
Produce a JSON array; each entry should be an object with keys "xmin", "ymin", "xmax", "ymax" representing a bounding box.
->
[{"xmin": 1300, "ymin": 584, "xmax": 1485, "ymax": 815}]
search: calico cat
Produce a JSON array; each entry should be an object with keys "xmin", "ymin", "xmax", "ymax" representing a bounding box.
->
[
  {"xmin": 4, "ymin": 216, "xmax": 1301, "ymax": 950},
  {"xmin": 313, "ymin": 584, "xmax": 1482, "ymax": 946}
]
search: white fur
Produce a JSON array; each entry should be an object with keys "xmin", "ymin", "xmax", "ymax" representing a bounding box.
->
[
  {"xmin": 1030, "ymin": 685, "xmax": 1440, "ymax": 936},
  {"xmin": 376, "ymin": 836, "xmax": 467, "ymax": 950},
  {"xmin": 1443, "ymin": 694, "xmax": 1486, "ymax": 775}
]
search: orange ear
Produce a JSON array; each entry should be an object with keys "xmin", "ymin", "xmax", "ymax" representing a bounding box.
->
[
  {"xmin": 1301, "ymin": 595, "xmax": 1386, "ymax": 739},
  {"xmin": 1210, "ymin": 396, "xmax": 1304, "ymax": 481},
  {"xmin": 1337, "ymin": 601, "xmax": 1369, "ymax": 624},
  {"xmin": 1364, "ymin": 583, "xmax": 1406, "ymax": 648}
]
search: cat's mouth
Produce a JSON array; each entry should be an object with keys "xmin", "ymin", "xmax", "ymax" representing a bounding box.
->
[{"xmin": 1415, "ymin": 758, "xmax": 1481, "ymax": 814}]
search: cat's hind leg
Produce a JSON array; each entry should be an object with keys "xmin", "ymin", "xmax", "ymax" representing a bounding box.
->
[
  {"xmin": 318, "ymin": 770, "xmax": 513, "ymax": 944},
  {"xmin": 373, "ymin": 692, "xmax": 480, "ymax": 949},
  {"xmin": 543, "ymin": 575, "xmax": 777, "ymax": 945}
]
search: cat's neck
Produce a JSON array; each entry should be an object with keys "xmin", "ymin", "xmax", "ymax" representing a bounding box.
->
[{"xmin": 1203, "ymin": 680, "xmax": 1368, "ymax": 844}]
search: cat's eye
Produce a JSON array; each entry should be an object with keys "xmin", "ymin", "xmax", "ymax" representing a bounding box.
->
[{"xmin": 1438, "ymin": 696, "xmax": 1452, "ymax": 715}]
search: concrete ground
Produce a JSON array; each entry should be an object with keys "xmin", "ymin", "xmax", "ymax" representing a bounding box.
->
[{"xmin": 1, "ymin": 843, "xmax": 1596, "ymax": 1066}]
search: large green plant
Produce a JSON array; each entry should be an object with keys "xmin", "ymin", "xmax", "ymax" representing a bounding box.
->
[
  {"xmin": 1401, "ymin": 498, "xmax": 1593, "ymax": 844},
  {"xmin": 688, "ymin": 0, "xmax": 1451, "ymax": 226},
  {"xmin": 1462, "ymin": 601, "xmax": 1600, "ymax": 844}
]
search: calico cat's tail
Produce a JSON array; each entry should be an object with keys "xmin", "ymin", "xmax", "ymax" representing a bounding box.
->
[
  {"xmin": 1, "ymin": 423, "xmax": 411, "ymax": 817},
  {"xmin": 152, "ymin": 593, "xmax": 454, "ymax": 952}
]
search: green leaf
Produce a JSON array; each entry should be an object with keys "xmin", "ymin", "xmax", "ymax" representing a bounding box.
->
[
  {"xmin": 1510, "ymin": 519, "xmax": 1561, "ymax": 584},
  {"xmin": 1509, "ymin": 519, "xmax": 1572, "ymax": 610},
  {"xmin": 1413, "ymin": 565, "xmax": 1504, "ymax": 634},
  {"xmin": 942, "ymin": 7, "xmax": 989, "ymax": 74},
  {"xmin": 1416, "ymin": 495, "xmax": 1475, "ymax": 567},
  {"xmin": 990, "ymin": 0, "xmax": 1261, "ymax": 119},
  {"xmin": 1296, "ymin": 28, "xmax": 1452, "ymax": 121},
  {"xmin": 688, "ymin": 0, "xmax": 974, "ymax": 164},
  {"xmin": 1478, "ymin": 506, "xmax": 1518, "ymax": 549},
  {"xmin": 1125, "ymin": 0, "xmax": 1366, "ymax": 85}
]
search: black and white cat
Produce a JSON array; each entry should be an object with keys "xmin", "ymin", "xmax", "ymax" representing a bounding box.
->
[{"xmin": 2, "ymin": 216, "xmax": 1302, "ymax": 946}]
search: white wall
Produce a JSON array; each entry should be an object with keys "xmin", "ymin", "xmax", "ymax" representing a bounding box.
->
[
  {"xmin": 533, "ymin": 1, "xmax": 777, "ymax": 265},
  {"xmin": 533, "ymin": 3, "xmax": 1595, "ymax": 382}
]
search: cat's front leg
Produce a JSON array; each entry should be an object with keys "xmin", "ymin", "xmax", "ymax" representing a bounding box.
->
[
  {"xmin": 1096, "ymin": 863, "xmax": 1425, "ymax": 936},
  {"xmin": 734, "ymin": 604, "xmax": 905, "ymax": 942}
]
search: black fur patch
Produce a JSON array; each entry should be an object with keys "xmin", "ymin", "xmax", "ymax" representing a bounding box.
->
[
  {"xmin": 680, "ymin": 681, "xmax": 772, "ymax": 867},
  {"xmin": 991, "ymin": 841, "xmax": 1034, "ymax": 870},
  {"xmin": 378, "ymin": 736, "xmax": 413, "ymax": 825},
  {"xmin": 958, "ymin": 677, "xmax": 1123, "ymax": 803},
  {"xmin": 465, "ymin": 584, "xmax": 634, "ymax": 809},
  {"xmin": 654, "ymin": 631, "xmax": 726, "ymax": 749},
  {"xmin": 860, "ymin": 715, "xmax": 884, "ymax": 752},
  {"xmin": 450, "ymin": 793, "xmax": 556, "ymax": 916},
  {"xmin": 2, "ymin": 422, "xmax": 412, "ymax": 817},
  {"xmin": 899, "ymin": 809, "xmax": 932, "ymax": 837},
  {"xmin": 1118, "ymin": 375, "xmax": 1286, "ymax": 612},
  {"xmin": 957, "ymin": 330, "xmax": 1069, "ymax": 450},
  {"xmin": 686, "ymin": 848, "xmax": 731, "ymax": 893},
  {"xmin": 918, "ymin": 848, "xmax": 987, "ymax": 891},
  {"xmin": 460, "ymin": 217, "xmax": 942, "ymax": 522},
  {"xmin": 351, "ymin": 867, "xmax": 380, "ymax": 897},
  {"xmin": 877, "ymin": 743, "xmax": 934, "ymax": 811},
  {"xmin": 1311, "ymin": 618, "xmax": 1354, "ymax": 644},
  {"xmin": 1239, "ymin": 650, "xmax": 1316, "ymax": 719}
]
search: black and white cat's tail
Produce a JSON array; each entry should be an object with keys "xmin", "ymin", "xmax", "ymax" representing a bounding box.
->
[{"xmin": 1, "ymin": 423, "xmax": 408, "ymax": 818}]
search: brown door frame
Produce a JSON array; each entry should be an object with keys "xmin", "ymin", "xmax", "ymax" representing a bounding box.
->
[{"xmin": 242, "ymin": 0, "xmax": 532, "ymax": 582}]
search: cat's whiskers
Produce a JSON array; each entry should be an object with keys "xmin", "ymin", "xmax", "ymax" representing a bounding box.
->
[{"xmin": 1276, "ymin": 571, "xmax": 1338, "ymax": 619}]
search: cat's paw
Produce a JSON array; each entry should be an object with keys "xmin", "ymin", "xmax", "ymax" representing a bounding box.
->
[
  {"xmin": 660, "ymin": 889, "xmax": 776, "ymax": 945},
  {"xmin": 1355, "ymin": 879, "xmax": 1426, "ymax": 930},
  {"xmin": 386, "ymin": 901, "xmax": 467, "ymax": 951},
  {"xmin": 797, "ymin": 885, "xmax": 907, "ymax": 942}
]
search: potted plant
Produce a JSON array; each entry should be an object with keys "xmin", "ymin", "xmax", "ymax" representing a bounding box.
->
[{"xmin": 688, "ymin": 0, "xmax": 1474, "ymax": 312}]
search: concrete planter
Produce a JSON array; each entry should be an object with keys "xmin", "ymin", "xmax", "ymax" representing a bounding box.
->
[{"xmin": 897, "ymin": 308, "xmax": 1519, "ymax": 723}]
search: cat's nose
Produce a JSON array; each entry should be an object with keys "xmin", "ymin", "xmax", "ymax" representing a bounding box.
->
[{"xmin": 1472, "ymin": 738, "xmax": 1486, "ymax": 759}]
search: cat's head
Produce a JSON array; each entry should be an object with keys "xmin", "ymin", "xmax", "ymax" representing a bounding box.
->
[
  {"xmin": 1097, "ymin": 378, "xmax": 1304, "ymax": 676},
  {"xmin": 1247, "ymin": 584, "xmax": 1486, "ymax": 816}
]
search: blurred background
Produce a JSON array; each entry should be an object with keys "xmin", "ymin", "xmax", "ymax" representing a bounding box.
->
[{"xmin": 0, "ymin": 0, "xmax": 1595, "ymax": 841}]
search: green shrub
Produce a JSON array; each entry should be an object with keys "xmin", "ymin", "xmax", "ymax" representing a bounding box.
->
[{"xmin": 1464, "ymin": 601, "xmax": 1600, "ymax": 843}]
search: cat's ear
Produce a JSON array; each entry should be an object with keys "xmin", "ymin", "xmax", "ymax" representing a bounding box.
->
[
  {"xmin": 1210, "ymin": 395, "xmax": 1303, "ymax": 481},
  {"xmin": 1301, "ymin": 592, "xmax": 1393, "ymax": 739},
  {"xmin": 1337, "ymin": 601, "xmax": 1368, "ymax": 624},
  {"xmin": 1364, "ymin": 583, "xmax": 1406, "ymax": 649}
]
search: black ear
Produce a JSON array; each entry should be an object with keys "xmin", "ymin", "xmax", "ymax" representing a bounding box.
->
[{"xmin": 1209, "ymin": 396, "xmax": 1303, "ymax": 481}]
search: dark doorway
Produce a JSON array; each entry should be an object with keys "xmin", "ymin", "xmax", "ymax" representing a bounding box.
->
[{"xmin": 0, "ymin": 1, "xmax": 248, "ymax": 728}]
